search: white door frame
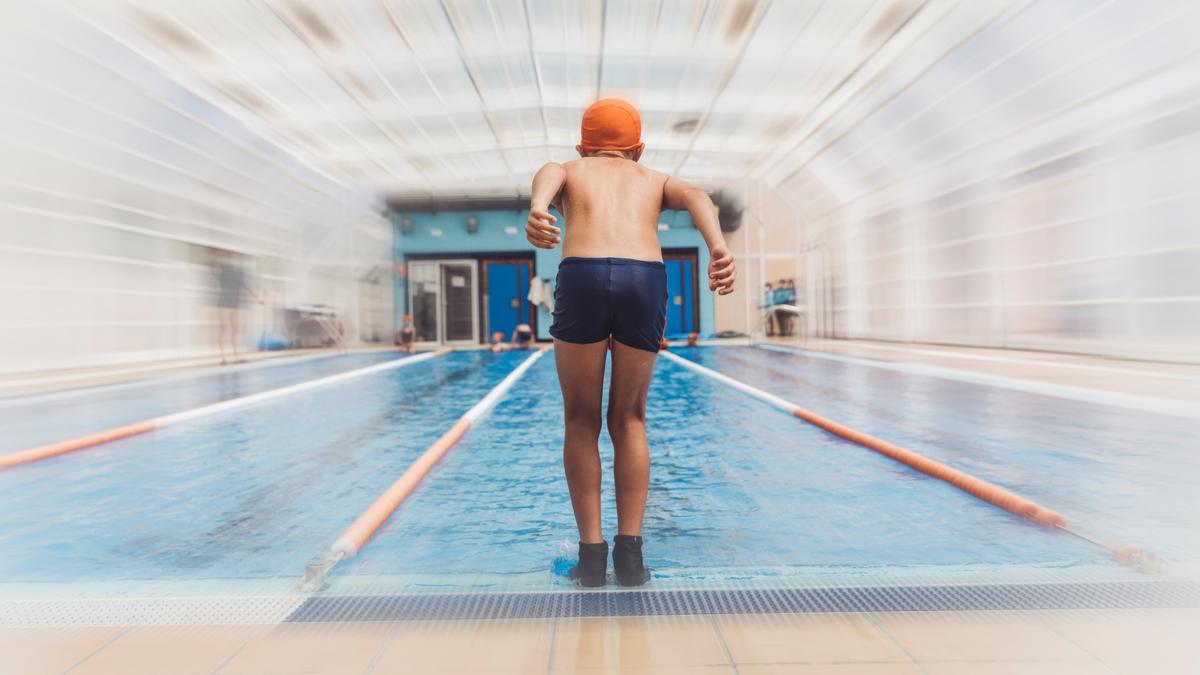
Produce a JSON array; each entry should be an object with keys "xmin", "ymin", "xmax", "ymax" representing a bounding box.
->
[{"xmin": 407, "ymin": 259, "xmax": 479, "ymax": 344}]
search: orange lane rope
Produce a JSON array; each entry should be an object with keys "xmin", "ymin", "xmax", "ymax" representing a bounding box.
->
[
  {"xmin": 658, "ymin": 350, "xmax": 1163, "ymax": 569},
  {"xmin": 658, "ymin": 350, "xmax": 1066, "ymax": 527},
  {"xmin": 303, "ymin": 348, "xmax": 549, "ymax": 591},
  {"xmin": 0, "ymin": 349, "xmax": 451, "ymax": 471}
]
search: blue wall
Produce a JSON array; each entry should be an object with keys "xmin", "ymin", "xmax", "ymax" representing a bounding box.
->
[{"xmin": 392, "ymin": 209, "xmax": 713, "ymax": 341}]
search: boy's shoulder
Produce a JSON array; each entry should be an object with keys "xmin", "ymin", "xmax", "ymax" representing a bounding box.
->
[{"xmin": 562, "ymin": 158, "xmax": 669, "ymax": 181}]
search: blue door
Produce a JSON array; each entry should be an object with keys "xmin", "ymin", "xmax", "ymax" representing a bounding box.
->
[
  {"xmin": 663, "ymin": 254, "xmax": 697, "ymax": 338},
  {"xmin": 485, "ymin": 261, "xmax": 531, "ymax": 340}
]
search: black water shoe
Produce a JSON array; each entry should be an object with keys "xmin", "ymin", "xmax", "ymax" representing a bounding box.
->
[
  {"xmin": 612, "ymin": 534, "xmax": 651, "ymax": 587},
  {"xmin": 569, "ymin": 541, "xmax": 608, "ymax": 587}
]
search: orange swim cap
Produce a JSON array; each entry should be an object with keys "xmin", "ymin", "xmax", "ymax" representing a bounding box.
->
[{"xmin": 579, "ymin": 98, "xmax": 643, "ymax": 154}]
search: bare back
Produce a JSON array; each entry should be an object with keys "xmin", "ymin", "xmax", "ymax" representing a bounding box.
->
[{"xmin": 557, "ymin": 156, "xmax": 668, "ymax": 262}]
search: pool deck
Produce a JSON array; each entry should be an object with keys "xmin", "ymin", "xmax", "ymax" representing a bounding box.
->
[
  {"xmin": 760, "ymin": 337, "xmax": 1200, "ymax": 406},
  {"xmin": 6, "ymin": 608, "xmax": 1197, "ymax": 674}
]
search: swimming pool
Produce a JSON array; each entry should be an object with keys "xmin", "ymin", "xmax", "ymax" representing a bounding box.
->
[
  {"xmin": 0, "ymin": 345, "xmax": 1194, "ymax": 611},
  {"xmin": 342, "ymin": 351, "xmax": 1106, "ymax": 583}
]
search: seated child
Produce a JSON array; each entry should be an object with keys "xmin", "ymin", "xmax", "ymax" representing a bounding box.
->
[
  {"xmin": 396, "ymin": 314, "xmax": 416, "ymax": 353},
  {"xmin": 490, "ymin": 330, "xmax": 510, "ymax": 352}
]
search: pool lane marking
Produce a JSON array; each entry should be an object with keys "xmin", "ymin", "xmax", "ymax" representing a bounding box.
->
[
  {"xmin": 330, "ymin": 347, "xmax": 548, "ymax": 557},
  {"xmin": 658, "ymin": 350, "xmax": 1067, "ymax": 529},
  {"xmin": 755, "ymin": 343, "xmax": 1200, "ymax": 419},
  {"xmin": 0, "ymin": 349, "xmax": 452, "ymax": 471},
  {"xmin": 305, "ymin": 348, "xmax": 549, "ymax": 589},
  {"xmin": 793, "ymin": 341, "xmax": 1200, "ymax": 382},
  {"xmin": 0, "ymin": 347, "xmax": 402, "ymax": 408}
]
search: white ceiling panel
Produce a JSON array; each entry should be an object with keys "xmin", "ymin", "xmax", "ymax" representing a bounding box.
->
[{"xmin": 96, "ymin": 0, "xmax": 1014, "ymax": 195}]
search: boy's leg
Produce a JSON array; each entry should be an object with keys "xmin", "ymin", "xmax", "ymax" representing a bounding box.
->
[
  {"xmin": 606, "ymin": 340, "xmax": 657, "ymax": 536},
  {"xmin": 555, "ymin": 338, "xmax": 609, "ymax": 544}
]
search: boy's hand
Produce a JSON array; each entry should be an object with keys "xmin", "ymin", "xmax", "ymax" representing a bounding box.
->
[
  {"xmin": 526, "ymin": 207, "xmax": 560, "ymax": 249},
  {"xmin": 708, "ymin": 246, "xmax": 735, "ymax": 295}
]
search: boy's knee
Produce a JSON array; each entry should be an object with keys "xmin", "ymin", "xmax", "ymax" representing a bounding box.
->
[
  {"xmin": 564, "ymin": 406, "xmax": 602, "ymax": 437},
  {"xmin": 606, "ymin": 406, "xmax": 646, "ymax": 435}
]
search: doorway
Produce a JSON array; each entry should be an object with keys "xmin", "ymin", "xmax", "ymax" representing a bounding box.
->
[
  {"xmin": 482, "ymin": 259, "xmax": 534, "ymax": 341},
  {"xmin": 408, "ymin": 260, "xmax": 479, "ymax": 344},
  {"xmin": 663, "ymin": 249, "xmax": 700, "ymax": 338}
]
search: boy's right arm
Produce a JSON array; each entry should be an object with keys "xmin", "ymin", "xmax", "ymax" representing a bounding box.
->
[
  {"xmin": 527, "ymin": 162, "xmax": 565, "ymax": 249},
  {"xmin": 663, "ymin": 176, "xmax": 736, "ymax": 295}
]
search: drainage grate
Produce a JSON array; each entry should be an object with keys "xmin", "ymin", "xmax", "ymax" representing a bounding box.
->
[{"xmin": 286, "ymin": 580, "xmax": 1200, "ymax": 623}]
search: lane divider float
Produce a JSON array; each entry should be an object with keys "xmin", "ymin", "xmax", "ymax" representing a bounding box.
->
[
  {"xmin": 0, "ymin": 349, "xmax": 451, "ymax": 471},
  {"xmin": 659, "ymin": 350, "xmax": 1158, "ymax": 569},
  {"xmin": 302, "ymin": 347, "xmax": 549, "ymax": 591}
]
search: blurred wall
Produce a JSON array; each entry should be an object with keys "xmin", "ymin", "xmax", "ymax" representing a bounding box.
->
[
  {"xmin": 0, "ymin": 5, "xmax": 391, "ymax": 373},
  {"xmin": 768, "ymin": 0, "xmax": 1200, "ymax": 362},
  {"xmin": 716, "ymin": 178, "xmax": 804, "ymax": 337}
]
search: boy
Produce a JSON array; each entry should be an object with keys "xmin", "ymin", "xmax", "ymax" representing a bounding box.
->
[{"xmin": 527, "ymin": 98, "xmax": 735, "ymax": 587}]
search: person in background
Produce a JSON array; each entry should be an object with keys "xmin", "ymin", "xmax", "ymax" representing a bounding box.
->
[
  {"xmin": 686, "ymin": 332, "xmax": 699, "ymax": 348},
  {"xmin": 782, "ymin": 277, "xmax": 792, "ymax": 333},
  {"xmin": 782, "ymin": 279, "xmax": 797, "ymax": 335},
  {"xmin": 490, "ymin": 330, "xmax": 510, "ymax": 353},
  {"xmin": 511, "ymin": 322, "xmax": 533, "ymax": 349},
  {"xmin": 396, "ymin": 314, "xmax": 416, "ymax": 353},
  {"xmin": 213, "ymin": 252, "xmax": 258, "ymax": 365},
  {"xmin": 774, "ymin": 279, "xmax": 786, "ymax": 336},
  {"xmin": 763, "ymin": 282, "xmax": 776, "ymax": 336}
]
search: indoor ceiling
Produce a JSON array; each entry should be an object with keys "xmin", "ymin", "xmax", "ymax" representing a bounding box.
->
[{"xmin": 80, "ymin": 0, "xmax": 990, "ymax": 197}]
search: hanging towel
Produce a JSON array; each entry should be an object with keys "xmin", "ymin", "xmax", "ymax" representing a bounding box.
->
[{"xmin": 528, "ymin": 277, "xmax": 554, "ymax": 313}]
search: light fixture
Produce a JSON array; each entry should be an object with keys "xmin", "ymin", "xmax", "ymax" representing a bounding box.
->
[
  {"xmin": 673, "ymin": 118, "xmax": 700, "ymax": 133},
  {"xmin": 465, "ymin": 215, "xmax": 479, "ymax": 234}
]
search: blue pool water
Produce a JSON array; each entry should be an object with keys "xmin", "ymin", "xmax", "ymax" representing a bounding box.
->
[
  {"xmin": 0, "ymin": 345, "xmax": 1190, "ymax": 591},
  {"xmin": 0, "ymin": 351, "xmax": 526, "ymax": 582},
  {"xmin": 344, "ymin": 350, "xmax": 1104, "ymax": 581}
]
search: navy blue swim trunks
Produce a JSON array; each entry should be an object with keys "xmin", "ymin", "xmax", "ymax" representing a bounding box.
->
[{"xmin": 550, "ymin": 257, "xmax": 667, "ymax": 352}]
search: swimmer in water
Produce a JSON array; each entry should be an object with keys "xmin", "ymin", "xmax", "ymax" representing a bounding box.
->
[
  {"xmin": 511, "ymin": 323, "xmax": 533, "ymax": 349},
  {"xmin": 528, "ymin": 98, "xmax": 735, "ymax": 586}
]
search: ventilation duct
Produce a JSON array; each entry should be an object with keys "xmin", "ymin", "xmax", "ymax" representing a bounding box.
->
[
  {"xmin": 387, "ymin": 192, "xmax": 744, "ymax": 233},
  {"xmin": 711, "ymin": 190, "xmax": 744, "ymax": 233}
]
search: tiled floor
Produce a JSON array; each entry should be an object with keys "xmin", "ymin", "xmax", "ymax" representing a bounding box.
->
[{"xmin": 5, "ymin": 608, "xmax": 1197, "ymax": 674}]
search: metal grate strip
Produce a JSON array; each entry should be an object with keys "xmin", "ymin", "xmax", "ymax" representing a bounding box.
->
[{"xmin": 285, "ymin": 580, "xmax": 1200, "ymax": 623}]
